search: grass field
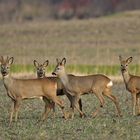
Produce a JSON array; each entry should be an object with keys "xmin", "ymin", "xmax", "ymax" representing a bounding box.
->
[
  {"xmin": 9, "ymin": 63, "xmax": 140, "ymax": 76},
  {"xmin": 0, "ymin": 80, "xmax": 140, "ymax": 140},
  {"xmin": 0, "ymin": 10, "xmax": 140, "ymax": 66},
  {"xmin": 0, "ymin": 10, "xmax": 140, "ymax": 139}
]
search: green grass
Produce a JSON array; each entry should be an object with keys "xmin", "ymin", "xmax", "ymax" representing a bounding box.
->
[
  {"xmin": 0, "ymin": 81, "xmax": 140, "ymax": 140},
  {"xmin": 0, "ymin": 10, "xmax": 140, "ymax": 139},
  {"xmin": 10, "ymin": 64, "xmax": 140, "ymax": 76}
]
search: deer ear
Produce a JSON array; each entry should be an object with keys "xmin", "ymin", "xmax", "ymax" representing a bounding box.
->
[
  {"xmin": 34, "ymin": 60, "xmax": 39, "ymax": 68},
  {"xmin": 43, "ymin": 60, "xmax": 49, "ymax": 67},
  {"xmin": 126, "ymin": 57, "xmax": 133, "ymax": 64},
  {"xmin": 0, "ymin": 56, "xmax": 3, "ymax": 63},
  {"xmin": 8, "ymin": 57, "xmax": 14, "ymax": 65},
  {"xmin": 56, "ymin": 58, "xmax": 61, "ymax": 64},
  {"xmin": 119, "ymin": 55, "xmax": 122, "ymax": 61},
  {"xmin": 61, "ymin": 58, "xmax": 66, "ymax": 65}
]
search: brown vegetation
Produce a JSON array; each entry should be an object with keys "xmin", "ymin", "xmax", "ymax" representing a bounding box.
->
[{"xmin": 0, "ymin": 0, "xmax": 140, "ymax": 22}]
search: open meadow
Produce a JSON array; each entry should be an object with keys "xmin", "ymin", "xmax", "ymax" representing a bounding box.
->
[
  {"xmin": 0, "ymin": 80, "xmax": 140, "ymax": 140},
  {"xmin": 0, "ymin": 10, "xmax": 140, "ymax": 66},
  {"xmin": 0, "ymin": 10, "xmax": 140, "ymax": 139}
]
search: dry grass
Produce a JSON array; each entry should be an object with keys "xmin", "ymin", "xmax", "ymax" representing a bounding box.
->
[
  {"xmin": 0, "ymin": 10, "xmax": 140, "ymax": 66},
  {"xmin": 0, "ymin": 80, "xmax": 140, "ymax": 140},
  {"xmin": 0, "ymin": 11, "xmax": 140, "ymax": 139}
]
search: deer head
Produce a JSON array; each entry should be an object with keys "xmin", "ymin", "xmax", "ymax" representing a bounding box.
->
[
  {"xmin": 0, "ymin": 56, "xmax": 14, "ymax": 77},
  {"xmin": 34, "ymin": 60, "xmax": 49, "ymax": 78},
  {"xmin": 119, "ymin": 55, "xmax": 133, "ymax": 72},
  {"xmin": 52, "ymin": 58, "xmax": 66, "ymax": 76}
]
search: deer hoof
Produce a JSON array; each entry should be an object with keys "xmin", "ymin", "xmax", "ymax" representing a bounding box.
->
[
  {"xmin": 80, "ymin": 113, "xmax": 86, "ymax": 118},
  {"xmin": 100, "ymin": 105, "xmax": 103, "ymax": 107},
  {"xmin": 92, "ymin": 111, "xmax": 99, "ymax": 118},
  {"xmin": 62, "ymin": 111, "xmax": 72, "ymax": 119},
  {"xmin": 137, "ymin": 113, "xmax": 140, "ymax": 116},
  {"xmin": 119, "ymin": 114, "xmax": 123, "ymax": 117}
]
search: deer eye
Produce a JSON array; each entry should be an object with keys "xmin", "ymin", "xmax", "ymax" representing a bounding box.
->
[
  {"xmin": 1, "ymin": 65, "xmax": 4, "ymax": 69},
  {"xmin": 57, "ymin": 67, "xmax": 60, "ymax": 70}
]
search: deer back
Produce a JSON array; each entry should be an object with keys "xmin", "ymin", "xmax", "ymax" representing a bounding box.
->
[
  {"xmin": 67, "ymin": 74, "xmax": 111, "ymax": 94},
  {"xmin": 5, "ymin": 77, "xmax": 57, "ymax": 100}
]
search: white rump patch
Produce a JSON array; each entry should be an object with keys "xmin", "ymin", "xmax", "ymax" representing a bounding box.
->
[
  {"xmin": 107, "ymin": 81, "xmax": 113, "ymax": 87},
  {"xmin": 39, "ymin": 97, "xmax": 43, "ymax": 100}
]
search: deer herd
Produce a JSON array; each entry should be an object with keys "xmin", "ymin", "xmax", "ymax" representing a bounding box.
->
[{"xmin": 0, "ymin": 55, "xmax": 140, "ymax": 125}]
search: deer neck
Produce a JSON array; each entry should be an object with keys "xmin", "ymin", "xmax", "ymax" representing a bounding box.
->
[
  {"xmin": 59, "ymin": 71, "xmax": 69, "ymax": 88},
  {"xmin": 2, "ymin": 74, "xmax": 14, "ymax": 90},
  {"xmin": 121, "ymin": 69, "xmax": 131, "ymax": 86}
]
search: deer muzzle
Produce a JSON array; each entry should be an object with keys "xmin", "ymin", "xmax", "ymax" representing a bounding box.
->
[
  {"xmin": 1, "ymin": 71, "xmax": 8, "ymax": 76},
  {"xmin": 52, "ymin": 72, "xmax": 56, "ymax": 75}
]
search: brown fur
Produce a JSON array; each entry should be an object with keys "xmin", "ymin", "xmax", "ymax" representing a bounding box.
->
[
  {"xmin": 52, "ymin": 58, "xmax": 121, "ymax": 118},
  {"xmin": 0, "ymin": 56, "xmax": 66, "ymax": 125},
  {"xmin": 33, "ymin": 59, "xmax": 83, "ymax": 116},
  {"xmin": 119, "ymin": 55, "xmax": 140, "ymax": 115}
]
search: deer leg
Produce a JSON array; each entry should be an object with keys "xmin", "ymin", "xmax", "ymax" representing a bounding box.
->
[
  {"xmin": 52, "ymin": 102, "xmax": 56, "ymax": 118},
  {"xmin": 103, "ymin": 88, "xmax": 122, "ymax": 117},
  {"xmin": 93, "ymin": 92, "xmax": 105, "ymax": 117},
  {"xmin": 44, "ymin": 98, "xmax": 56, "ymax": 119},
  {"xmin": 9, "ymin": 99, "xmax": 21, "ymax": 125},
  {"xmin": 9, "ymin": 100, "xmax": 15, "ymax": 125},
  {"xmin": 70, "ymin": 97, "xmax": 75, "ymax": 119},
  {"xmin": 51, "ymin": 96, "xmax": 67, "ymax": 119},
  {"xmin": 136, "ymin": 96, "xmax": 140, "ymax": 115},
  {"xmin": 14, "ymin": 99, "xmax": 21, "ymax": 122},
  {"xmin": 132, "ymin": 93, "xmax": 137, "ymax": 116},
  {"xmin": 41, "ymin": 97, "xmax": 53, "ymax": 120},
  {"xmin": 66, "ymin": 93, "xmax": 83, "ymax": 117},
  {"xmin": 65, "ymin": 93, "xmax": 74, "ymax": 118},
  {"xmin": 71, "ymin": 96, "xmax": 85, "ymax": 119},
  {"xmin": 138, "ymin": 98, "xmax": 140, "ymax": 114},
  {"xmin": 78, "ymin": 99, "xmax": 82, "ymax": 112},
  {"xmin": 71, "ymin": 97, "xmax": 82, "ymax": 112},
  {"xmin": 41, "ymin": 104, "xmax": 51, "ymax": 121},
  {"xmin": 66, "ymin": 93, "xmax": 73, "ymax": 109},
  {"xmin": 94, "ymin": 92, "xmax": 105, "ymax": 107}
]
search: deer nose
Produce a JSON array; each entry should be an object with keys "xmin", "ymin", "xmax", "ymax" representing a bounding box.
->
[
  {"xmin": 39, "ymin": 71, "xmax": 43, "ymax": 74},
  {"xmin": 121, "ymin": 67, "xmax": 126, "ymax": 71},
  {"xmin": 2, "ymin": 71, "xmax": 7, "ymax": 76},
  {"xmin": 2, "ymin": 69, "xmax": 7, "ymax": 73},
  {"xmin": 52, "ymin": 72, "xmax": 56, "ymax": 75}
]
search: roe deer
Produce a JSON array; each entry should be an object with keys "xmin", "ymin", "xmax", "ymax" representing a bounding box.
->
[
  {"xmin": 34, "ymin": 60, "xmax": 49, "ymax": 78},
  {"xmin": 119, "ymin": 56, "xmax": 140, "ymax": 115},
  {"xmin": 33, "ymin": 59, "xmax": 83, "ymax": 117},
  {"xmin": 52, "ymin": 58, "xmax": 121, "ymax": 118},
  {"xmin": 0, "ymin": 56, "xmax": 66, "ymax": 125}
]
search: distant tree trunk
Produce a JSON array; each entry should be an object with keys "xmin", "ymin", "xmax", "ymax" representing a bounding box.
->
[{"xmin": 14, "ymin": 0, "xmax": 22, "ymax": 22}]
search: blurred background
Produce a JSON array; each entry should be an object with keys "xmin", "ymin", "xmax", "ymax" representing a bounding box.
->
[
  {"xmin": 0, "ymin": 0, "xmax": 140, "ymax": 22},
  {"xmin": 0, "ymin": 0, "xmax": 140, "ymax": 76}
]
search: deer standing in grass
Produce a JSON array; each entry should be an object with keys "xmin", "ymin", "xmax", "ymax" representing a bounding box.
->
[
  {"xmin": 119, "ymin": 56, "xmax": 140, "ymax": 116},
  {"xmin": 0, "ymin": 56, "xmax": 66, "ymax": 125},
  {"xmin": 33, "ymin": 59, "xmax": 83, "ymax": 117},
  {"xmin": 52, "ymin": 58, "xmax": 122, "ymax": 118}
]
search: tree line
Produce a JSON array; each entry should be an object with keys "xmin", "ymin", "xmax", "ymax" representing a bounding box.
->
[{"xmin": 0, "ymin": 0, "xmax": 140, "ymax": 23}]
